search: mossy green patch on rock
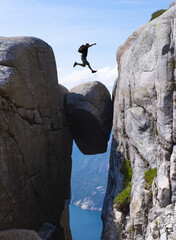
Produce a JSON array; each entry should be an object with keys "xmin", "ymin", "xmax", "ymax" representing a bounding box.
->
[
  {"xmin": 150, "ymin": 9, "xmax": 167, "ymax": 21},
  {"xmin": 144, "ymin": 168, "xmax": 157, "ymax": 188},
  {"xmin": 114, "ymin": 159, "xmax": 132, "ymax": 214},
  {"xmin": 114, "ymin": 182, "xmax": 132, "ymax": 214},
  {"xmin": 119, "ymin": 159, "xmax": 132, "ymax": 185}
]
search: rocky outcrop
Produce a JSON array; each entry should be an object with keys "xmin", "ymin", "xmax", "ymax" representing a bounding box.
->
[
  {"xmin": 102, "ymin": 2, "xmax": 176, "ymax": 240},
  {"xmin": 66, "ymin": 81, "xmax": 112, "ymax": 154},
  {"xmin": 0, "ymin": 229, "xmax": 42, "ymax": 240},
  {"xmin": 0, "ymin": 37, "xmax": 72, "ymax": 239}
]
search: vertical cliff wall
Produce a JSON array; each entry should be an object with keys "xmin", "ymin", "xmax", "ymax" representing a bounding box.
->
[
  {"xmin": 102, "ymin": 2, "xmax": 176, "ymax": 239},
  {"xmin": 0, "ymin": 37, "xmax": 72, "ymax": 240}
]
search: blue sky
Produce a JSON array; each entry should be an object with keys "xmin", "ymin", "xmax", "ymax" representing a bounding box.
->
[{"xmin": 0, "ymin": 0, "xmax": 172, "ymax": 91}]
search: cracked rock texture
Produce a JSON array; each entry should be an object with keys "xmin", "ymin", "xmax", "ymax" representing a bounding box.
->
[
  {"xmin": 0, "ymin": 37, "xmax": 72, "ymax": 240},
  {"xmin": 102, "ymin": 2, "xmax": 176, "ymax": 240},
  {"xmin": 66, "ymin": 81, "xmax": 113, "ymax": 155}
]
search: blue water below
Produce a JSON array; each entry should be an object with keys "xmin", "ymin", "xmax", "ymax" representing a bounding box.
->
[{"xmin": 69, "ymin": 204, "xmax": 102, "ymax": 240}]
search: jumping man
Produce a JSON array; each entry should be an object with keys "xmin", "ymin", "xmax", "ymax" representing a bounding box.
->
[{"xmin": 73, "ymin": 43, "xmax": 97, "ymax": 73}]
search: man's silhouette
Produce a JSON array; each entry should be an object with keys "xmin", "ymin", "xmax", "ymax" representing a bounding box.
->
[{"xmin": 73, "ymin": 43, "xmax": 97, "ymax": 73}]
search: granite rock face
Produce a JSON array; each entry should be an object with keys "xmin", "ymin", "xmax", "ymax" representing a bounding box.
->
[
  {"xmin": 102, "ymin": 3, "xmax": 176, "ymax": 240},
  {"xmin": 0, "ymin": 37, "xmax": 72, "ymax": 240},
  {"xmin": 66, "ymin": 81, "xmax": 112, "ymax": 154}
]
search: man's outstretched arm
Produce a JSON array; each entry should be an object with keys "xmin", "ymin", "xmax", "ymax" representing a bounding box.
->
[{"xmin": 88, "ymin": 43, "xmax": 96, "ymax": 47}]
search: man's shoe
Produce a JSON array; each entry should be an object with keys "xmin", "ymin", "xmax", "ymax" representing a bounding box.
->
[
  {"xmin": 92, "ymin": 70, "xmax": 97, "ymax": 73},
  {"xmin": 73, "ymin": 62, "xmax": 77, "ymax": 67}
]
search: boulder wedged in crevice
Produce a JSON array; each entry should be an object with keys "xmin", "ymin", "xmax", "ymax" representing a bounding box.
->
[{"xmin": 66, "ymin": 81, "xmax": 113, "ymax": 155}]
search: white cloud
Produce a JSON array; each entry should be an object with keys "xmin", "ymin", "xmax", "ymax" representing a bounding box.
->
[{"xmin": 58, "ymin": 65, "xmax": 118, "ymax": 94}]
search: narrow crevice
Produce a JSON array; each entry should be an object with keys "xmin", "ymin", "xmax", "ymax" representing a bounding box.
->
[
  {"xmin": 0, "ymin": 62, "xmax": 17, "ymax": 69},
  {"xmin": 0, "ymin": 108, "xmax": 41, "ymax": 126},
  {"xmin": 130, "ymin": 143, "xmax": 150, "ymax": 169}
]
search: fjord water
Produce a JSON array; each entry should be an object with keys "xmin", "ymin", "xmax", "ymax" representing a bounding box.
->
[{"xmin": 70, "ymin": 204, "xmax": 102, "ymax": 240}]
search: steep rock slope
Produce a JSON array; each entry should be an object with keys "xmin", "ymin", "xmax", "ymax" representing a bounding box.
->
[
  {"xmin": 102, "ymin": 2, "xmax": 176, "ymax": 240},
  {"xmin": 0, "ymin": 37, "xmax": 72, "ymax": 240}
]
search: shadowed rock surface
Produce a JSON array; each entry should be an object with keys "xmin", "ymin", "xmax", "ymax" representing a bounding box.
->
[
  {"xmin": 0, "ymin": 229, "xmax": 42, "ymax": 240},
  {"xmin": 0, "ymin": 37, "xmax": 72, "ymax": 240},
  {"xmin": 66, "ymin": 81, "xmax": 113, "ymax": 155},
  {"xmin": 38, "ymin": 222, "xmax": 56, "ymax": 240},
  {"xmin": 102, "ymin": 2, "xmax": 176, "ymax": 240}
]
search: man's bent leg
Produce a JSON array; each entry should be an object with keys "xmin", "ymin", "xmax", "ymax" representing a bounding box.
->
[
  {"xmin": 75, "ymin": 63, "xmax": 86, "ymax": 67},
  {"xmin": 87, "ymin": 62, "xmax": 97, "ymax": 73}
]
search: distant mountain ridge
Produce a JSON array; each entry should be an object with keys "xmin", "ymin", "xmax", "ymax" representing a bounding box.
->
[{"xmin": 71, "ymin": 137, "xmax": 111, "ymax": 210}]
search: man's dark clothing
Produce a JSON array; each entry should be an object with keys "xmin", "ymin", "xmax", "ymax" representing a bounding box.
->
[
  {"xmin": 81, "ymin": 55, "xmax": 89, "ymax": 66},
  {"xmin": 81, "ymin": 45, "xmax": 89, "ymax": 57}
]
